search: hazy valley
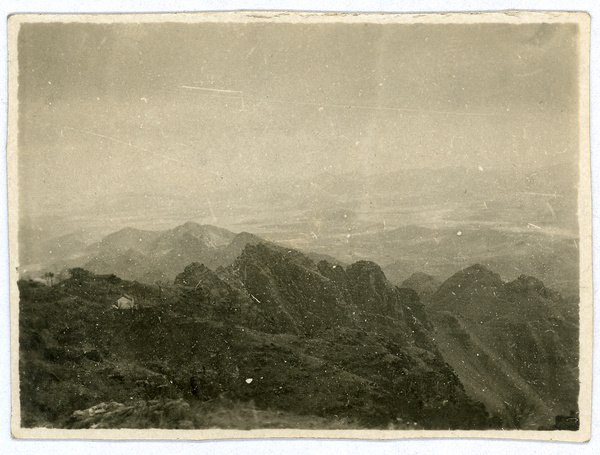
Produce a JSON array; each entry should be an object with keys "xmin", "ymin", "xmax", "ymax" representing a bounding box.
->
[{"xmin": 22, "ymin": 164, "xmax": 579, "ymax": 295}]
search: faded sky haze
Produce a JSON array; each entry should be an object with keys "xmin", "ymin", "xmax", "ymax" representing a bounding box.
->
[{"xmin": 17, "ymin": 20, "xmax": 580, "ymax": 233}]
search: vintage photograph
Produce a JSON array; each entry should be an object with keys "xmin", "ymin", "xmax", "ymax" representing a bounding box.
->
[{"xmin": 7, "ymin": 12, "xmax": 592, "ymax": 440}]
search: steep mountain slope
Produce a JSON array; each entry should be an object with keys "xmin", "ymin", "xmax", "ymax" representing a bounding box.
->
[
  {"xmin": 421, "ymin": 264, "xmax": 579, "ymax": 429},
  {"xmin": 218, "ymin": 243, "xmax": 433, "ymax": 346}
]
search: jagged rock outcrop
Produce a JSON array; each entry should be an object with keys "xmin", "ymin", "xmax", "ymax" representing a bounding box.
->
[
  {"xmin": 503, "ymin": 274, "xmax": 563, "ymax": 302},
  {"xmin": 67, "ymin": 399, "xmax": 194, "ymax": 429},
  {"xmin": 225, "ymin": 243, "xmax": 435, "ymax": 343},
  {"xmin": 174, "ymin": 262, "xmax": 221, "ymax": 288},
  {"xmin": 346, "ymin": 261, "xmax": 400, "ymax": 316}
]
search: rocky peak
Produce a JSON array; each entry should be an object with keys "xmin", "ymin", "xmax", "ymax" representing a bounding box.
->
[
  {"xmin": 503, "ymin": 274, "xmax": 562, "ymax": 302},
  {"xmin": 435, "ymin": 264, "xmax": 503, "ymax": 301},
  {"xmin": 346, "ymin": 261, "xmax": 389, "ymax": 288},
  {"xmin": 317, "ymin": 260, "xmax": 347, "ymax": 281},
  {"xmin": 155, "ymin": 223, "xmax": 235, "ymax": 250},
  {"xmin": 174, "ymin": 262, "xmax": 218, "ymax": 287}
]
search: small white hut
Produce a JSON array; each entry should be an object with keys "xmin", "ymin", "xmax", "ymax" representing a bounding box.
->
[{"xmin": 115, "ymin": 294, "xmax": 135, "ymax": 310}]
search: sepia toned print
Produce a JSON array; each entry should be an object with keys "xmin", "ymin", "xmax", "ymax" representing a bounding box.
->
[{"xmin": 7, "ymin": 12, "xmax": 591, "ymax": 441}]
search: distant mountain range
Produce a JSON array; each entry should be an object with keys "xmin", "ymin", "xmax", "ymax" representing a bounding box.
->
[
  {"xmin": 83, "ymin": 222, "xmax": 243, "ymax": 283},
  {"xmin": 22, "ymin": 217, "xmax": 579, "ymax": 303},
  {"xmin": 23, "ymin": 222, "xmax": 264, "ymax": 284}
]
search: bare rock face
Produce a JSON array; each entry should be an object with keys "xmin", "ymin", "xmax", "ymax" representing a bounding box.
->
[
  {"xmin": 345, "ymin": 261, "xmax": 397, "ymax": 315},
  {"xmin": 503, "ymin": 274, "xmax": 563, "ymax": 302},
  {"xmin": 67, "ymin": 399, "xmax": 193, "ymax": 429}
]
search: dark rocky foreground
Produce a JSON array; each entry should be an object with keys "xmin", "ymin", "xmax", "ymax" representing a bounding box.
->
[{"xmin": 18, "ymin": 243, "xmax": 578, "ymax": 430}]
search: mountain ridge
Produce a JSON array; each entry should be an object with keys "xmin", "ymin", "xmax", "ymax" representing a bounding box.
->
[
  {"xmin": 421, "ymin": 264, "xmax": 578, "ymax": 428},
  {"xmin": 18, "ymin": 230, "xmax": 579, "ymax": 430},
  {"xmin": 19, "ymin": 242, "xmax": 497, "ymax": 430}
]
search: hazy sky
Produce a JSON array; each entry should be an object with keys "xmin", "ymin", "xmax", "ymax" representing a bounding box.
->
[{"xmin": 17, "ymin": 20, "xmax": 580, "ymax": 226}]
